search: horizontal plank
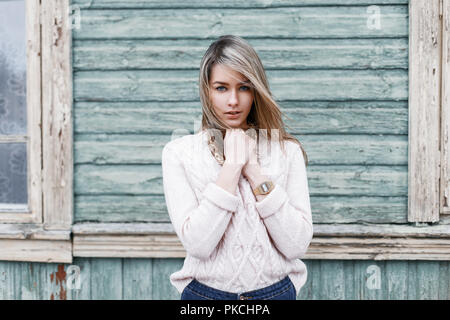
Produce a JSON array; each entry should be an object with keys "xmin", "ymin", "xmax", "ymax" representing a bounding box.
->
[
  {"xmin": 74, "ymin": 164, "xmax": 407, "ymax": 196},
  {"xmin": 72, "ymin": 7, "xmax": 408, "ymax": 40},
  {"xmin": 72, "ymin": 0, "xmax": 409, "ymax": 9},
  {"xmin": 74, "ymin": 101, "xmax": 408, "ymax": 134},
  {"xmin": 74, "ymin": 133, "xmax": 407, "ymax": 165},
  {"xmin": 72, "ymin": 222, "xmax": 174, "ymax": 234},
  {"xmin": 73, "ymin": 234, "xmax": 450, "ymax": 260},
  {"xmin": 0, "ymin": 240, "xmax": 72, "ymax": 263},
  {"xmin": 0, "ymin": 224, "xmax": 71, "ymax": 240},
  {"xmin": 73, "ymin": 69, "xmax": 408, "ymax": 101},
  {"xmin": 74, "ymin": 194, "xmax": 169, "ymax": 223},
  {"xmin": 71, "ymin": 222, "xmax": 450, "ymax": 260},
  {"xmin": 72, "ymin": 222, "xmax": 450, "ymax": 238},
  {"xmin": 74, "ymin": 194, "xmax": 407, "ymax": 224},
  {"xmin": 73, "ymin": 38, "xmax": 408, "ymax": 70}
]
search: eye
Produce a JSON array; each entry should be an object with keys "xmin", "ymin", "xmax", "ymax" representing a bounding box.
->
[
  {"xmin": 216, "ymin": 86, "xmax": 226, "ymax": 91},
  {"xmin": 240, "ymin": 86, "xmax": 250, "ymax": 91}
]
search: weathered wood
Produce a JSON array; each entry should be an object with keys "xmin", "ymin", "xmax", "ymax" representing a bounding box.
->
[
  {"xmin": 74, "ymin": 69, "xmax": 408, "ymax": 101},
  {"xmin": 90, "ymin": 258, "xmax": 122, "ymax": 299},
  {"xmin": 72, "ymin": 0, "xmax": 409, "ymax": 9},
  {"xmin": 41, "ymin": 0, "xmax": 74, "ymax": 230},
  {"xmin": 72, "ymin": 222, "xmax": 174, "ymax": 234},
  {"xmin": 74, "ymin": 194, "xmax": 407, "ymax": 224},
  {"xmin": 441, "ymin": 0, "xmax": 450, "ymax": 215},
  {"xmin": 71, "ymin": 222, "xmax": 450, "ymax": 260},
  {"xmin": 0, "ymin": 240, "xmax": 72, "ymax": 263},
  {"xmin": 74, "ymin": 101, "xmax": 408, "ymax": 135},
  {"xmin": 122, "ymin": 259, "xmax": 153, "ymax": 299},
  {"xmin": 73, "ymin": 234, "xmax": 186, "ymax": 258},
  {"xmin": 151, "ymin": 259, "xmax": 184, "ymax": 300},
  {"xmin": 71, "ymin": 7, "xmax": 408, "ymax": 39},
  {"xmin": 408, "ymin": 0, "xmax": 442, "ymax": 222},
  {"xmin": 74, "ymin": 133, "xmax": 407, "ymax": 165},
  {"xmin": 72, "ymin": 222, "xmax": 450, "ymax": 238},
  {"xmin": 73, "ymin": 38, "xmax": 408, "ymax": 70},
  {"xmin": 0, "ymin": 224, "xmax": 70, "ymax": 240},
  {"xmin": 24, "ymin": 0, "xmax": 42, "ymax": 224},
  {"xmin": 385, "ymin": 261, "xmax": 408, "ymax": 299},
  {"xmin": 74, "ymin": 194, "xmax": 169, "ymax": 223},
  {"xmin": 74, "ymin": 163, "xmax": 407, "ymax": 196}
]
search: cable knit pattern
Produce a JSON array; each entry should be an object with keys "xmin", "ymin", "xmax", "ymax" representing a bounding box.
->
[{"xmin": 161, "ymin": 130, "xmax": 313, "ymax": 296}]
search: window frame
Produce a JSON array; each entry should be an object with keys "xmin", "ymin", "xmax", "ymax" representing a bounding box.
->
[
  {"xmin": 0, "ymin": 0, "xmax": 72, "ymax": 263},
  {"xmin": 440, "ymin": 0, "xmax": 450, "ymax": 215},
  {"xmin": 408, "ymin": 0, "xmax": 449, "ymax": 222}
]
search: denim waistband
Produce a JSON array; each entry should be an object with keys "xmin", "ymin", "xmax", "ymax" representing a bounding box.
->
[{"xmin": 187, "ymin": 276, "xmax": 293, "ymax": 300}]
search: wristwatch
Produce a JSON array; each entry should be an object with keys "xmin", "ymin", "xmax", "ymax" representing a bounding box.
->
[{"xmin": 253, "ymin": 181, "xmax": 274, "ymax": 196}]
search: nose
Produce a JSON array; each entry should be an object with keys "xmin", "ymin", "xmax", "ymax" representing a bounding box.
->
[{"xmin": 228, "ymin": 89, "xmax": 238, "ymax": 106}]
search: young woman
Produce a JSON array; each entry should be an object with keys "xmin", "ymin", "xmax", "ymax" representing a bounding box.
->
[{"xmin": 161, "ymin": 35, "xmax": 313, "ymax": 300}]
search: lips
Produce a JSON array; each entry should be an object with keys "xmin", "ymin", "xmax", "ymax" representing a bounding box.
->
[{"xmin": 225, "ymin": 111, "xmax": 241, "ymax": 115}]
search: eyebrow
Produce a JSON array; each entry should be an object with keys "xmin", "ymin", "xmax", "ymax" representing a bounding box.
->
[{"xmin": 212, "ymin": 80, "xmax": 251, "ymax": 85}]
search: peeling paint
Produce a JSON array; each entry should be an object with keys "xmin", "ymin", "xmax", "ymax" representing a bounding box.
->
[
  {"xmin": 55, "ymin": 264, "xmax": 67, "ymax": 300},
  {"xmin": 49, "ymin": 265, "xmax": 67, "ymax": 300}
]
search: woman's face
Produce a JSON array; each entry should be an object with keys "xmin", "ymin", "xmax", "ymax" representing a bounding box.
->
[{"xmin": 209, "ymin": 64, "xmax": 254, "ymax": 130}]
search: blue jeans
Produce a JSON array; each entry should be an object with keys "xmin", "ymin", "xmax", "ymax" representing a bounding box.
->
[{"xmin": 180, "ymin": 276, "xmax": 296, "ymax": 300}]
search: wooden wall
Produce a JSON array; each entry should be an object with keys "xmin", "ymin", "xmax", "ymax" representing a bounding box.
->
[
  {"xmin": 2, "ymin": 258, "xmax": 450, "ymax": 300},
  {"xmin": 0, "ymin": 0, "xmax": 419, "ymax": 300},
  {"xmin": 71, "ymin": 0, "xmax": 409, "ymax": 225}
]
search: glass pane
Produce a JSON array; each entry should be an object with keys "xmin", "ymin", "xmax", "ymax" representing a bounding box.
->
[
  {"xmin": 0, "ymin": 0, "xmax": 27, "ymax": 135},
  {"xmin": 0, "ymin": 143, "xmax": 27, "ymax": 204}
]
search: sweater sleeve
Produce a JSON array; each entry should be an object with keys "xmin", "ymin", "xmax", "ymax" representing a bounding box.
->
[
  {"xmin": 254, "ymin": 144, "xmax": 313, "ymax": 260},
  {"xmin": 161, "ymin": 142, "xmax": 240, "ymax": 260}
]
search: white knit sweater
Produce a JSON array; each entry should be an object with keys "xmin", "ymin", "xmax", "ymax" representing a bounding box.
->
[{"xmin": 161, "ymin": 130, "xmax": 313, "ymax": 296}]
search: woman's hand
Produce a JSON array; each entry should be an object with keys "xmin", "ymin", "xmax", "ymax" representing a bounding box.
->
[
  {"xmin": 223, "ymin": 129, "xmax": 251, "ymax": 167},
  {"xmin": 242, "ymin": 133, "xmax": 258, "ymax": 178}
]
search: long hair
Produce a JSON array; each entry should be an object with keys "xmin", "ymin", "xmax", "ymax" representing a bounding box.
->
[{"xmin": 198, "ymin": 35, "xmax": 308, "ymax": 167}]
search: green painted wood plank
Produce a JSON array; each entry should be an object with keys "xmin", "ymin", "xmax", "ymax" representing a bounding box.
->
[
  {"xmin": 74, "ymin": 134, "xmax": 407, "ymax": 165},
  {"xmin": 71, "ymin": 7, "xmax": 408, "ymax": 40},
  {"xmin": 90, "ymin": 258, "xmax": 123, "ymax": 299},
  {"xmin": 74, "ymin": 194, "xmax": 168, "ymax": 223},
  {"xmin": 72, "ymin": 0, "xmax": 409, "ymax": 9},
  {"xmin": 74, "ymin": 194, "xmax": 407, "ymax": 224},
  {"xmin": 73, "ymin": 69, "xmax": 408, "ymax": 101},
  {"xmin": 70, "ymin": 258, "xmax": 92, "ymax": 300},
  {"xmin": 438, "ymin": 262, "xmax": 449, "ymax": 300},
  {"xmin": 74, "ymin": 101, "xmax": 408, "ymax": 135},
  {"xmin": 151, "ymin": 258, "xmax": 184, "ymax": 300},
  {"xmin": 312, "ymin": 196, "xmax": 407, "ymax": 223},
  {"xmin": 2, "ymin": 259, "xmax": 450, "ymax": 300},
  {"xmin": 74, "ymin": 164, "xmax": 407, "ymax": 196},
  {"xmin": 360, "ymin": 261, "xmax": 385, "ymax": 299},
  {"xmin": 417, "ymin": 261, "xmax": 440, "ymax": 300},
  {"xmin": 73, "ymin": 38, "xmax": 408, "ymax": 70},
  {"xmin": 407, "ymin": 261, "xmax": 417, "ymax": 299},
  {"xmin": 320, "ymin": 260, "xmax": 345, "ymax": 299},
  {"xmin": 122, "ymin": 259, "xmax": 153, "ymax": 299},
  {"xmin": 385, "ymin": 261, "xmax": 408, "ymax": 299},
  {"xmin": 0, "ymin": 261, "xmax": 16, "ymax": 299},
  {"xmin": 343, "ymin": 260, "xmax": 356, "ymax": 299}
]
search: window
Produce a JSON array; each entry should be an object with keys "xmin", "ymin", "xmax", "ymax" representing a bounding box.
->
[
  {"xmin": 0, "ymin": 0, "xmax": 41, "ymax": 223},
  {"xmin": 0, "ymin": 0, "xmax": 72, "ymax": 263}
]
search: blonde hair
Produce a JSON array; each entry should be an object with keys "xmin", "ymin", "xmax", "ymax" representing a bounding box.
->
[{"xmin": 198, "ymin": 34, "xmax": 308, "ymax": 167}]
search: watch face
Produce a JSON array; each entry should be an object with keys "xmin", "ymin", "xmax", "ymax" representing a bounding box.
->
[{"xmin": 261, "ymin": 183, "xmax": 269, "ymax": 192}]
